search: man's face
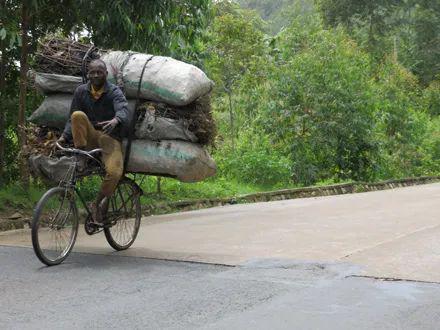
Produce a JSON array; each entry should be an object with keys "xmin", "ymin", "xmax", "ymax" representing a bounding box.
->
[{"xmin": 88, "ymin": 61, "xmax": 107, "ymax": 88}]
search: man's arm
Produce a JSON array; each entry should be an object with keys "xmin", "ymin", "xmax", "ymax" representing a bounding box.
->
[
  {"xmin": 112, "ymin": 86, "xmax": 130, "ymax": 128},
  {"xmin": 99, "ymin": 86, "xmax": 130, "ymax": 135}
]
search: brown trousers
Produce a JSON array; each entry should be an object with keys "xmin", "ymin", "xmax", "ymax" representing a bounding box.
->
[{"xmin": 71, "ymin": 111, "xmax": 123, "ymax": 197}]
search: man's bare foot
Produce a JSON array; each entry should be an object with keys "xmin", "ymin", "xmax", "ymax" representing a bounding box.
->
[
  {"xmin": 89, "ymin": 202, "xmax": 103, "ymax": 225},
  {"xmin": 99, "ymin": 197, "xmax": 110, "ymax": 224}
]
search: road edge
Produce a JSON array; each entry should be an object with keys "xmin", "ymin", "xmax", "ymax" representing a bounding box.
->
[
  {"xmin": 145, "ymin": 176, "xmax": 440, "ymax": 215},
  {"xmin": 1, "ymin": 176, "xmax": 439, "ymax": 232}
]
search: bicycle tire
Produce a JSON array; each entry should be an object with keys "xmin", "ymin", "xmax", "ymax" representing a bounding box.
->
[
  {"xmin": 104, "ymin": 178, "xmax": 141, "ymax": 251},
  {"xmin": 32, "ymin": 187, "xmax": 79, "ymax": 266}
]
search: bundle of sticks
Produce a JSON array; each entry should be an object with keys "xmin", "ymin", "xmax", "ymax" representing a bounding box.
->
[
  {"xmin": 21, "ymin": 124, "xmax": 61, "ymax": 158},
  {"xmin": 34, "ymin": 38, "xmax": 101, "ymax": 76}
]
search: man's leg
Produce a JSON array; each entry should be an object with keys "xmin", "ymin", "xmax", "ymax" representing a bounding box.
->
[
  {"xmin": 71, "ymin": 111, "xmax": 100, "ymax": 149},
  {"xmin": 93, "ymin": 134, "xmax": 124, "ymax": 223},
  {"xmin": 71, "ymin": 111, "xmax": 103, "ymax": 222}
]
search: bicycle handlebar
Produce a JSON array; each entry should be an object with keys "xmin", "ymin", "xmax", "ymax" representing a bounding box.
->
[{"xmin": 56, "ymin": 142, "xmax": 102, "ymax": 157}]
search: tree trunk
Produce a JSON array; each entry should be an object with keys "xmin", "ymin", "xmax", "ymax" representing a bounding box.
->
[
  {"xmin": 18, "ymin": 2, "xmax": 30, "ymax": 187},
  {"xmin": 156, "ymin": 177, "xmax": 162, "ymax": 195},
  {"xmin": 227, "ymin": 90, "xmax": 235, "ymax": 151},
  {"xmin": 393, "ymin": 35, "xmax": 398, "ymax": 63},
  {"xmin": 0, "ymin": 38, "xmax": 6, "ymax": 183},
  {"xmin": 367, "ymin": 2, "xmax": 377, "ymax": 56}
]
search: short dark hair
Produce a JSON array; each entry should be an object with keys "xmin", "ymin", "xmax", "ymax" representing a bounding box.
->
[{"xmin": 88, "ymin": 59, "xmax": 107, "ymax": 71}]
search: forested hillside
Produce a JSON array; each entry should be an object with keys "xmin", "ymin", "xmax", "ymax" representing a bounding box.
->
[
  {"xmin": 207, "ymin": 0, "xmax": 439, "ymax": 186},
  {"xmin": 0, "ymin": 0, "xmax": 439, "ymax": 211},
  {"xmin": 238, "ymin": 0, "xmax": 315, "ymax": 34}
]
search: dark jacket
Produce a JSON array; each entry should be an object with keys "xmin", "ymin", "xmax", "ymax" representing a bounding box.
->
[{"xmin": 63, "ymin": 81, "xmax": 131, "ymax": 142}]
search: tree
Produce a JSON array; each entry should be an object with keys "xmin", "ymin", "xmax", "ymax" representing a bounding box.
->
[
  {"xmin": 316, "ymin": 0, "xmax": 440, "ymax": 84},
  {"xmin": 0, "ymin": 0, "xmax": 12, "ymax": 182},
  {"xmin": 205, "ymin": 1, "xmax": 266, "ymax": 148},
  {"xmin": 0, "ymin": 0, "xmax": 80, "ymax": 185},
  {"xmin": 252, "ymin": 14, "xmax": 381, "ymax": 184},
  {"xmin": 316, "ymin": 0, "xmax": 404, "ymax": 55},
  {"xmin": 78, "ymin": 0, "xmax": 211, "ymax": 63},
  {"xmin": 0, "ymin": 0, "xmax": 212, "ymax": 185},
  {"xmin": 238, "ymin": 0, "xmax": 315, "ymax": 34},
  {"xmin": 409, "ymin": 1, "xmax": 440, "ymax": 84}
]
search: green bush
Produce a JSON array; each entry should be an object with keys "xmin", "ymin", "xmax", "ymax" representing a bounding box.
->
[
  {"xmin": 215, "ymin": 131, "xmax": 292, "ymax": 186},
  {"xmin": 255, "ymin": 16, "xmax": 379, "ymax": 185},
  {"xmin": 0, "ymin": 184, "xmax": 44, "ymax": 211},
  {"xmin": 418, "ymin": 116, "xmax": 440, "ymax": 175},
  {"xmin": 372, "ymin": 59, "xmax": 434, "ymax": 178},
  {"xmin": 422, "ymin": 81, "xmax": 440, "ymax": 117}
]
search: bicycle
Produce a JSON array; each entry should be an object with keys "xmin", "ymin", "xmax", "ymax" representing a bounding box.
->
[{"xmin": 31, "ymin": 142, "xmax": 142, "ymax": 266}]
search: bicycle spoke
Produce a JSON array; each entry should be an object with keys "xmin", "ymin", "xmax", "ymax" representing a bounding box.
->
[
  {"xmin": 117, "ymin": 187, "xmax": 128, "ymax": 215},
  {"xmin": 113, "ymin": 192, "xmax": 136, "ymax": 215},
  {"xmin": 105, "ymin": 180, "xmax": 140, "ymax": 250}
]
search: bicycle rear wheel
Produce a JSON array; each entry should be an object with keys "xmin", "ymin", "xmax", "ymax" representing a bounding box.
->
[
  {"xmin": 32, "ymin": 187, "xmax": 79, "ymax": 266},
  {"xmin": 104, "ymin": 178, "xmax": 141, "ymax": 251}
]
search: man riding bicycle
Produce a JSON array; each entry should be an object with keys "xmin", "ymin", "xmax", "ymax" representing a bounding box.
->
[{"xmin": 57, "ymin": 59, "xmax": 130, "ymax": 225}]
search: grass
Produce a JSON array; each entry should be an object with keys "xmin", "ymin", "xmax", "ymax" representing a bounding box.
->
[
  {"xmin": 136, "ymin": 176, "xmax": 289, "ymax": 205},
  {"xmin": 0, "ymin": 175, "xmax": 384, "ymax": 217},
  {"xmin": 0, "ymin": 175, "xmax": 298, "ymax": 215},
  {"xmin": 0, "ymin": 184, "xmax": 46, "ymax": 214}
]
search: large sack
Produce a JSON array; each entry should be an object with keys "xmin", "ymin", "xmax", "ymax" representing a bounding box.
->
[
  {"xmin": 28, "ymin": 95, "xmax": 137, "ymax": 129},
  {"xmin": 29, "ymin": 140, "xmax": 216, "ymax": 183},
  {"xmin": 28, "ymin": 94, "xmax": 73, "ymax": 129},
  {"xmin": 101, "ymin": 51, "xmax": 213, "ymax": 106},
  {"xmin": 29, "ymin": 155, "xmax": 78, "ymax": 183},
  {"xmin": 32, "ymin": 71, "xmax": 82, "ymax": 94},
  {"xmin": 124, "ymin": 140, "xmax": 216, "ymax": 182},
  {"xmin": 28, "ymin": 95, "xmax": 200, "ymax": 143},
  {"xmin": 135, "ymin": 107, "xmax": 197, "ymax": 142}
]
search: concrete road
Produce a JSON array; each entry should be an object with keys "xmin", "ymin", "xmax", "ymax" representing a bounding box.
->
[
  {"xmin": 1, "ymin": 183, "xmax": 440, "ymax": 329},
  {"xmin": 2, "ymin": 246, "xmax": 440, "ymax": 330},
  {"xmin": 1, "ymin": 183, "xmax": 439, "ymax": 281}
]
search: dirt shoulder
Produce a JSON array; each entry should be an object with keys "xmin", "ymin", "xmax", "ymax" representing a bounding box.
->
[{"xmin": 0, "ymin": 208, "xmax": 32, "ymax": 232}]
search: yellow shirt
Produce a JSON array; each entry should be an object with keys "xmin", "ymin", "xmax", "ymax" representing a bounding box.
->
[{"xmin": 91, "ymin": 85, "xmax": 104, "ymax": 100}]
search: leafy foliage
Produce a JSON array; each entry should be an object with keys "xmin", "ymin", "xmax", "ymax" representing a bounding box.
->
[
  {"xmin": 238, "ymin": 0, "xmax": 315, "ymax": 34},
  {"xmin": 207, "ymin": 5, "xmax": 439, "ymax": 186},
  {"xmin": 317, "ymin": 0, "xmax": 440, "ymax": 84},
  {"xmin": 422, "ymin": 81, "xmax": 440, "ymax": 117},
  {"xmin": 216, "ymin": 130, "xmax": 292, "ymax": 186},
  {"xmin": 258, "ymin": 16, "xmax": 379, "ymax": 184},
  {"xmin": 0, "ymin": 1, "xmax": 212, "ymax": 184},
  {"xmin": 205, "ymin": 1, "xmax": 266, "ymax": 93},
  {"xmin": 1, "ymin": 0, "xmax": 439, "ymax": 195},
  {"xmin": 78, "ymin": 0, "xmax": 211, "ymax": 63}
]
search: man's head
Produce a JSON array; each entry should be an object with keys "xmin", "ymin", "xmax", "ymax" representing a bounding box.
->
[{"xmin": 87, "ymin": 59, "xmax": 108, "ymax": 89}]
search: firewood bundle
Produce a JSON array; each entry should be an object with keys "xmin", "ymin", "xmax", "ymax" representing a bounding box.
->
[{"xmin": 35, "ymin": 38, "xmax": 101, "ymax": 76}]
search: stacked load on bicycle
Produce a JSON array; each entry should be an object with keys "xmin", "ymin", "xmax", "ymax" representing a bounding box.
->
[{"xmin": 27, "ymin": 38, "xmax": 217, "ymax": 184}]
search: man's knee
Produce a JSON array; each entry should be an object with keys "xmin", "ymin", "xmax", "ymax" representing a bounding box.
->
[{"xmin": 71, "ymin": 111, "xmax": 88, "ymax": 123}]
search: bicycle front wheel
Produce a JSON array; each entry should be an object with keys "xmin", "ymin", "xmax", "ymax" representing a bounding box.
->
[
  {"xmin": 104, "ymin": 178, "xmax": 141, "ymax": 251},
  {"xmin": 32, "ymin": 187, "xmax": 79, "ymax": 266}
]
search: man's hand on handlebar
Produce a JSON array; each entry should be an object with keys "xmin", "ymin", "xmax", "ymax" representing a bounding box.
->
[
  {"xmin": 56, "ymin": 135, "xmax": 66, "ymax": 146},
  {"xmin": 52, "ymin": 135, "xmax": 67, "ymax": 155}
]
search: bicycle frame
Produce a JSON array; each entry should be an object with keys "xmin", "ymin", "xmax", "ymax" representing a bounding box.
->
[
  {"xmin": 32, "ymin": 144, "xmax": 143, "ymax": 266},
  {"xmin": 56, "ymin": 143, "xmax": 104, "ymax": 218}
]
